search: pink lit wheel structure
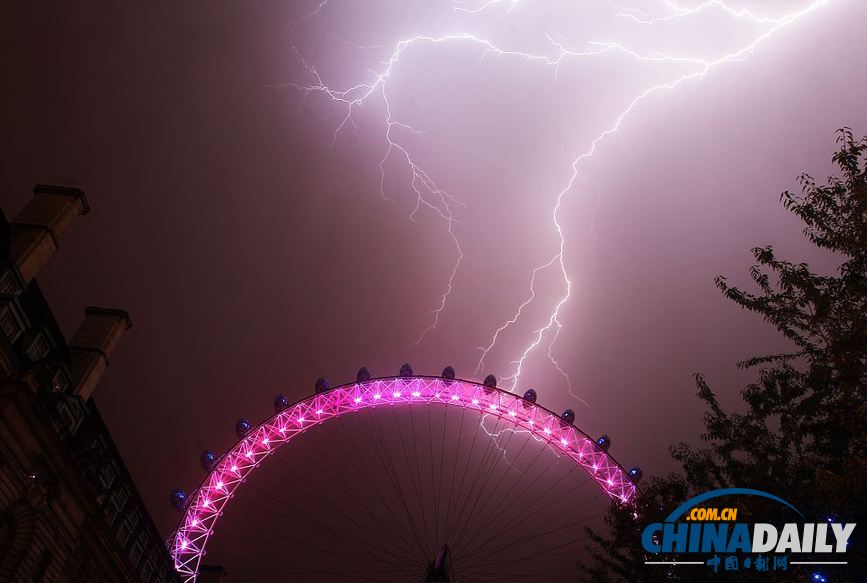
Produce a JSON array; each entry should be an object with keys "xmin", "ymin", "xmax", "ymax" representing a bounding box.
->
[{"xmin": 171, "ymin": 377, "xmax": 637, "ymax": 581}]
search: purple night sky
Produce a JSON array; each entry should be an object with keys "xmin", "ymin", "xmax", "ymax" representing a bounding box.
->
[{"xmin": 1, "ymin": 0, "xmax": 865, "ymax": 539}]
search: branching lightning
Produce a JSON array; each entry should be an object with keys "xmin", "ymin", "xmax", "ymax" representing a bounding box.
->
[
  {"xmin": 287, "ymin": 0, "xmax": 834, "ymax": 404},
  {"xmin": 475, "ymin": 255, "xmax": 558, "ymax": 375},
  {"xmin": 616, "ymin": 0, "xmax": 793, "ymax": 25},
  {"xmin": 496, "ymin": 0, "xmax": 832, "ymax": 399},
  {"xmin": 479, "ymin": 412, "xmax": 566, "ymax": 465}
]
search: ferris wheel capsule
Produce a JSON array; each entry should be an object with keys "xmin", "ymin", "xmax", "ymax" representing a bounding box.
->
[
  {"xmin": 627, "ymin": 466, "xmax": 642, "ymax": 484},
  {"xmin": 314, "ymin": 377, "xmax": 329, "ymax": 393},
  {"xmin": 483, "ymin": 374, "xmax": 497, "ymax": 388},
  {"xmin": 561, "ymin": 409, "xmax": 576, "ymax": 425},
  {"xmin": 200, "ymin": 450, "xmax": 218, "ymax": 471},
  {"xmin": 596, "ymin": 435, "xmax": 611, "ymax": 451},
  {"xmin": 399, "ymin": 363, "xmax": 413, "ymax": 377},
  {"xmin": 356, "ymin": 367, "xmax": 371, "ymax": 382},
  {"xmin": 522, "ymin": 389, "xmax": 537, "ymax": 403},
  {"xmin": 274, "ymin": 393, "xmax": 290, "ymax": 413},
  {"xmin": 441, "ymin": 366, "xmax": 455, "ymax": 380},
  {"xmin": 235, "ymin": 418, "xmax": 252, "ymax": 438},
  {"xmin": 170, "ymin": 488, "xmax": 188, "ymax": 511}
]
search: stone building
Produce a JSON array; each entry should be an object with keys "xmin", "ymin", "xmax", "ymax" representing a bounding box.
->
[{"xmin": 0, "ymin": 185, "xmax": 179, "ymax": 582}]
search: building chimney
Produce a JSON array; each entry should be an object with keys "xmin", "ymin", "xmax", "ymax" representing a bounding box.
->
[
  {"xmin": 8, "ymin": 184, "xmax": 90, "ymax": 284},
  {"xmin": 69, "ymin": 307, "xmax": 132, "ymax": 401}
]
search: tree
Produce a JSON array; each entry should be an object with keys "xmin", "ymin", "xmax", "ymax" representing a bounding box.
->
[{"xmin": 583, "ymin": 128, "xmax": 867, "ymax": 582}]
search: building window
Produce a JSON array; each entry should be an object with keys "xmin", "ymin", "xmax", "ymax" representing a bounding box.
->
[
  {"xmin": 105, "ymin": 485, "xmax": 129, "ymax": 527},
  {"xmin": 54, "ymin": 399, "xmax": 83, "ymax": 434},
  {"xmin": 123, "ymin": 510, "xmax": 142, "ymax": 556},
  {"xmin": 0, "ymin": 268, "xmax": 19, "ymax": 295},
  {"xmin": 0, "ymin": 301, "xmax": 25, "ymax": 344},
  {"xmin": 23, "ymin": 330, "xmax": 50, "ymax": 361},
  {"xmin": 129, "ymin": 537, "xmax": 145, "ymax": 567},
  {"xmin": 50, "ymin": 369, "xmax": 70, "ymax": 393},
  {"xmin": 51, "ymin": 396, "xmax": 85, "ymax": 435},
  {"xmin": 84, "ymin": 434, "xmax": 109, "ymax": 454},
  {"xmin": 115, "ymin": 518, "xmax": 132, "ymax": 548},
  {"xmin": 99, "ymin": 462, "xmax": 117, "ymax": 489},
  {"xmin": 140, "ymin": 558, "xmax": 155, "ymax": 582},
  {"xmin": 115, "ymin": 507, "xmax": 139, "ymax": 550},
  {"xmin": 126, "ymin": 508, "xmax": 141, "ymax": 531},
  {"xmin": 104, "ymin": 501, "xmax": 119, "ymax": 527},
  {"xmin": 110, "ymin": 486, "xmax": 129, "ymax": 512}
]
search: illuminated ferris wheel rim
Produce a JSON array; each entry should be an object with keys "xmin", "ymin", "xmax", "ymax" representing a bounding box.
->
[{"xmin": 170, "ymin": 375, "xmax": 638, "ymax": 581}]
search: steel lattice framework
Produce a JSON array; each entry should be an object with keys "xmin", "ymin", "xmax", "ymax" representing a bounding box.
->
[{"xmin": 170, "ymin": 376, "xmax": 637, "ymax": 581}]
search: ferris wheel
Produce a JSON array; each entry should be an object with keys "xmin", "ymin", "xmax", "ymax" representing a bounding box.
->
[{"xmin": 169, "ymin": 365, "xmax": 641, "ymax": 582}]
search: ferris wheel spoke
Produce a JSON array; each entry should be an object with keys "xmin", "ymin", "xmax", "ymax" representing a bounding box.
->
[
  {"xmin": 460, "ymin": 431, "xmax": 556, "ymax": 548},
  {"xmin": 262, "ymin": 448, "xmax": 412, "ymax": 563},
  {"xmin": 212, "ymin": 552, "xmax": 420, "ymax": 582},
  {"xmin": 457, "ymin": 530, "xmax": 594, "ymax": 573},
  {"xmin": 239, "ymin": 475, "xmax": 418, "ymax": 572},
  {"xmin": 461, "ymin": 565, "xmax": 581, "ymax": 580},
  {"xmin": 450, "ymin": 415, "xmax": 526, "ymax": 551},
  {"xmin": 232, "ymin": 483, "xmax": 412, "ymax": 570},
  {"xmin": 459, "ymin": 443, "xmax": 575, "ymax": 555},
  {"xmin": 447, "ymin": 412, "xmax": 511, "ymax": 549},
  {"xmin": 439, "ymin": 403, "xmax": 468, "ymax": 547},
  {"xmin": 459, "ymin": 422, "xmax": 535, "ymax": 538},
  {"xmin": 210, "ymin": 527, "xmax": 415, "ymax": 573},
  {"xmin": 224, "ymin": 569, "xmax": 416, "ymax": 582},
  {"xmin": 227, "ymin": 572, "xmax": 415, "ymax": 582},
  {"xmin": 458, "ymin": 484, "xmax": 583, "ymax": 557},
  {"xmin": 361, "ymin": 405, "xmax": 432, "ymax": 561},
  {"xmin": 456, "ymin": 457, "xmax": 578, "ymax": 558},
  {"xmin": 461, "ymin": 566, "xmax": 583, "ymax": 581},
  {"xmin": 461, "ymin": 494, "xmax": 604, "ymax": 568},
  {"xmin": 395, "ymin": 404, "xmax": 435, "ymax": 555},
  {"xmin": 334, "ymin": 413, "xmax": 404, "ymax": 515},
  {"xmin": 402, "ymin": 405, "xmax": 431, "ymax": 553},
  {"xmin": 442, "ymin": 411, "xmax": 498, "ymax": 546},
  {"xmin": 309, "ymin": 416, "xmax": 423, "ymax": 561},
  {"xmin": 232, "ymin": 481, "xmax": 347, "ymax": 542},
  {"xmin": 426, "ymin": 403, "xmax": 442, "ymax": 549}
]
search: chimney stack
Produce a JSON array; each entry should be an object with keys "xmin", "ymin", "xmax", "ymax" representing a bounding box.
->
[
  {"xmin": 9, "ymin": 184, "xmax": 90, "ymax": 284},
  {"xmin": 70, "ymin": 307, "xmax": 132, "ymax": 401}
]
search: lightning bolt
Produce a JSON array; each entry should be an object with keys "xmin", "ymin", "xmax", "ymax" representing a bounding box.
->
[
  {"xmin": 289, "ymin": 0, "xmax": 329, "ymax": 25},
  {"xmin": 479, "ymin": 413, "xmax": 565, "ymax": 465},
  {"xmin": 453, "ymin": 0, "xmax": 522, "ymax": 15},
  {"xmin": 286, "ymin": 0, "xmax": 834, "ymax": 403},
  {"xmin": 616, "ymin": 0, "xmax": 791, "ymax": 25},
  {"xmin": 497, "ymin": 0, "xmax": 832, "ymax": 398},
  {"xmin": 475, "ymin": 255, "xmax": 558, "ymax": 375}
]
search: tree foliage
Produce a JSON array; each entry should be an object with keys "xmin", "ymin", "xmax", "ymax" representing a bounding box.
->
[{"xmin": 583, "ymin": 129, "xmax": 867, "ymax": 582}]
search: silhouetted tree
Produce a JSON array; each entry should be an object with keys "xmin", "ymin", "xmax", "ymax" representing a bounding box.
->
[{"xmin": 583, "ymin": 128, "xmax": 866, "ymax": 582}]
